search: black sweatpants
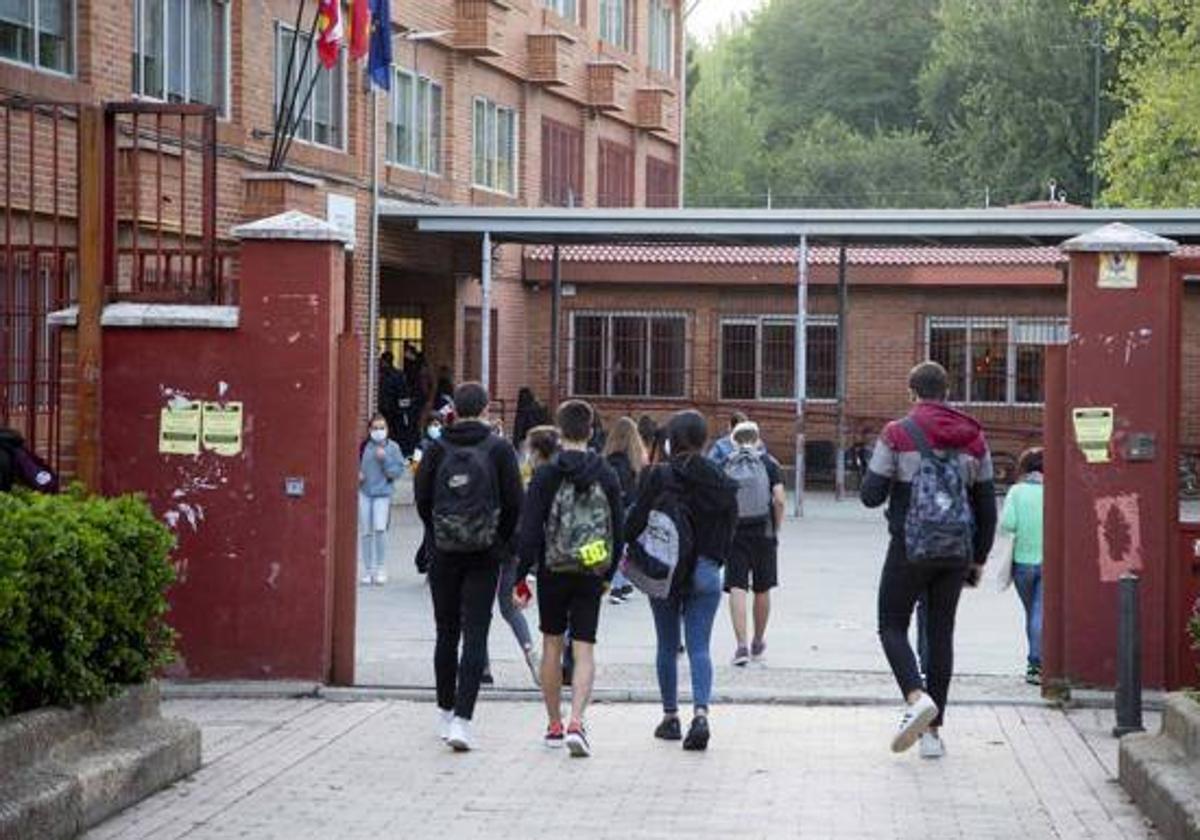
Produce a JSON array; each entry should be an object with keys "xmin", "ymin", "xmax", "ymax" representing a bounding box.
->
[
  {"xmin": 877, "ymin": 540, "xmax": 966, "ymax": 728},
  {"xmin": 429, "ymin": 550, "xmax": 501, "ymax": 720}
]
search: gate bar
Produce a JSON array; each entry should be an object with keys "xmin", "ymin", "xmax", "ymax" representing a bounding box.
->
[{"xmin": 77, "ymin": 106, "xmax": 105, "ymax": 491}]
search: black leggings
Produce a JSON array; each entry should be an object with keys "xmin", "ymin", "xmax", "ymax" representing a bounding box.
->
[
  {"xmin": 877, "ymin": 541, "xmax": 965, "ymax": 728},
  {"xmin": 429, "ymin": 551, "xmax": 500, "ymax": 720}
]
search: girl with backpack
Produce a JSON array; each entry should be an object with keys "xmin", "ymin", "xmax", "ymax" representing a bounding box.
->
[
  {"xmin": 1000, "ymin": 448, "xmax": 1045, "ymax": 685},
  {"xmin": 603, "ymin": 416, "xmax": 648, "ymax": 604},
  {"xmin": 624, "ymin": 410, "xmax": 738, "ymax": 751},
  {"xmin": 358, "ymin": 415, "xmax": 405, "ymax": 585}
]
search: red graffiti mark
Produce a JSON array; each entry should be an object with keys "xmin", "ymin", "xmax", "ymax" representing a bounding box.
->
[{"xmin": 1094, "ymin": 494, "xmax": 1143, "ymax": 582}]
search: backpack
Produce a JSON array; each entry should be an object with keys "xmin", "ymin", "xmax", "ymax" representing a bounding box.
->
[
  {"xmin": 902, "ymin": 418, "xmax": 974, "ymax": 567},
  {"xmin": 431, "ymin": 439, "xmax": 501, "ymax": 554},
  {"xmin": 543, "ymin": 464, "xmax": 614, "ymax": 576},
  {"xmin": 620, "ymin": 472, "xmax": 695, "ymax": 599},
  {"xmin": 724, "ymin": 446, "xmax": 771, "ymax": 524}
]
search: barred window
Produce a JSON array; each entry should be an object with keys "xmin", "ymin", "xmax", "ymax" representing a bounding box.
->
[
  {"xmin": 719, "ymin": 316, "xmax": 838, "ymax": 401},
  {"xmin": 926, "ymin": 316, "xmax": 1068, "ymax": 405},
  {"xmin": 570, "ymin": 311, "xmax": 688, "ymax": 398},
  {"xmin": 0, "ymin": 0, "xmax": 72, "ymax": 74}
]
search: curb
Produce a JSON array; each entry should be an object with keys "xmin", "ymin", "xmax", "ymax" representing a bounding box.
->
[{"xmin": 1120, "ymin": 694, "xmax": 1200, "ymax": 840}]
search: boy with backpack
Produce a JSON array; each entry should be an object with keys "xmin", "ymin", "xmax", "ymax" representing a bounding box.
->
[
  {"xmin": 860, "ymin": 362, "xmax": 996, "ymax": 759},
  {"xmin": 415, "ymin": 383, "xmax": 523, "ymax": 752},
  {"xmin": 517, "ymin": 400, "xmax": 624, "ymax": 757},
  {"xmin": 722, "ymin": 421, "xmax": 785, "ymax": 666}
]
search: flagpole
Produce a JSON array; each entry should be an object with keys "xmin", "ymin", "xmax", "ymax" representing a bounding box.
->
[{"xmin": 366, "ymin": 74, "xmax": 381, "ymax": 417}]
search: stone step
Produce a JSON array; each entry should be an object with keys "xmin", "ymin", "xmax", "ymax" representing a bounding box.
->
[
  {"xmin": 1164, "ymin": 694, "xmax": 1200, "ymax": 761},
  {"xmin": 1120, "ymin": 732, "xmax": 1200, "ymax": 840}
]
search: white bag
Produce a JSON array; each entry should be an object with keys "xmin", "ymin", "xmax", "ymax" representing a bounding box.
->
[{"xmin": 992, "ymin": 494, "xmax": 1015, "ymax": 591}]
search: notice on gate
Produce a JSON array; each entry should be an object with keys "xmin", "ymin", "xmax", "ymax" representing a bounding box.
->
[
  {"xmin": 201, "ymin": 402, "xmax": 244, "ymax": 456},
  {"xmin": 1098, "ymin": 252, "xmax": 1138, "ymax": 289},
  {"xmin": 1072, "ymin": 407, "xmax": 1114, "ymax": 464},
  {"xmin": 159, "ymin": 400, "xmax": 202, "ymax": 455}
]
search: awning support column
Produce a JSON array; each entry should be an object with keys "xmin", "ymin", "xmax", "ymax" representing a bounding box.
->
[
  {"xmin": 481, "ymin": 231, "xmax": 492, "ymax": 394},
  {"xmin": 794, "ymin": 235, "xmax": 808, "ymax": 518},
  {"xmin": 549, "ymin": 244, "xmax": 562, "ymax": 408},
  {"xmin": 835, "ymin": 244, "xmax": 848, "ymax": 501}
]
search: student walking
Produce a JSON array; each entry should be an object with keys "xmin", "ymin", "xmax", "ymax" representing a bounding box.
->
[
  {"xmin": 722, "ymin": 421, "xmax": 786, "ymax": 666},
  {"xmin": 358, "ymin": 415, "xmax": 405, "ymax": 585},
  {"xmin": 861, "ymin": 362, "xmax": 997, "ymax": 759},
  {"xmin": 415, "ymin": 383, "xmax": 523, "ymax": 752},
  {"xmin": 706, "ymin": 411, "xmax": 748, "ymax": 466},
  {"xmin": 518, "ymin": 401, "xmax": 624, "ymax": 757},
  {"xmin": 603, "ymin": 416, "xmax": 648, "ymax": 604},
  {"xmin": 626, "ymin": 410, "xmax": 738, "ymax": 751},
  {"xmin": 1001, "ymin": 448, "xmax": 1044, "ymax": 685}
]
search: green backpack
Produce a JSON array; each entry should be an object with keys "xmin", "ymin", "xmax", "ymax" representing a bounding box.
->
[{"xmin": 544, "ymin": 473, "xmax": 613, "ymax": 576}]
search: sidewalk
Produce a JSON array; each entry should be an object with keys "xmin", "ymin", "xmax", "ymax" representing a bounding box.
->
[{"xmin": 86, "ymin": 698, "xmax": 1158, "ymax": 839}]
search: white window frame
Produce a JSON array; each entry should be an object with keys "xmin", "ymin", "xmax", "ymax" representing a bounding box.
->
[
  {"xmin": 0, "ymin": 0, "xmax": 75, "ymax": 76},
  {"xmin": 472, "ymin": 96, "xmax": 518, "ymax": 195},
  {"xmin": 544, "ymin": 0, "xmax": 577, "ymax": 23},
  {"xmin": 925, "ymin": 315, "xmax": 1069, "ymax": 407},
  {"xmin": 648, "ymin": 0, "xmax": 674, "ymax": 75},
  {"xmin": 273, "ymin": 22, "xmax": 348, "ymax": 152},
  {"xmin": 387, "ymin": 67, "xmax": 442, "ymax": 175},
  {"xmin": 132, "ymin": 0, "xmax": 230, "ymax": 116},
  {"xmin": 569, "ymin": 310, "xmax": 690, "ymax": 399},
  {"xmin": 717, "ymin": 315, "xmax": 839, "ymax": 402},
  {"xmin": 599, "ymin": 0, "xmax": 628, "ymax": 50}
]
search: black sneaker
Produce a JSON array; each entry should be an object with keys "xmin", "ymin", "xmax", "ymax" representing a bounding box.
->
[
  {"xmin": 654, "ymin": 716, "xmax": 682, "ymax": 741},
  {"xmin": 1026, "ymin": 664, "xmax": 1042, "ymax": 685},
  {"xmin": 481, "ymin": 671, "xmax": 494, "ymax": 686},
  {"xmin": 683, "ymin": 716, "xmax": 710, "ymax": 751}
]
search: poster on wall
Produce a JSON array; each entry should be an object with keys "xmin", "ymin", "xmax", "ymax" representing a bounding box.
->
[
  {"xmin": 201, "ymin": 402, "xmax": 244, "ymax": 456},
  {"xmin": 1098, "ymin": 252, "xmax": 1138, "ymax": 289},
  {"xmin": 159, "ymin": 400, "xmax": 202, "ymax": 455}
]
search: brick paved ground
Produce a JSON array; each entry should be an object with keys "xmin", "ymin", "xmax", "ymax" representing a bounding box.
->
[{"xmin": 87, "ymin": 698, "xmax": 1158, "ymax": 839}]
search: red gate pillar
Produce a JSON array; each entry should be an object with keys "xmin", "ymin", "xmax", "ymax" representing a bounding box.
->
[{"xmin": 1057, "ymin": 223, "xmax": 1179, "ymax": 689}]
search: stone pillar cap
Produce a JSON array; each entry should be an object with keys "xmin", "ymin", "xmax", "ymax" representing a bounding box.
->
[
  {"xmin": 232, "ymin": 210, "xmax": 349, "ymax": 243},
  {"xmin": 1060, "ymin": 222, "xmax": 1178, "ymax": 254}
]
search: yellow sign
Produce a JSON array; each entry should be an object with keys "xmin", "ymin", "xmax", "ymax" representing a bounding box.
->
[
  {"xmin": 1072, "ymin": 407, "xmax": 1114, "ymax": 464},
  {"xmin": 201, "ymin": 402, "xmax": 244, "ymax": 456},
  {"xmin": 1098, "ymin": 252, "xmax": 1138, "ymax": 289},
  {"xmin": 159, "ymin": 400, "xmax": 201, "ymax": 455}
]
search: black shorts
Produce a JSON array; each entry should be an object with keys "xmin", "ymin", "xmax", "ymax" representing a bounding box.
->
[
  {"xmin": 537, "ymin": 571, "xmax": 605, "ymax": 643},
  {"xmin": 723, "ymin": 531, "xmax": 778, "ymax": 594}
]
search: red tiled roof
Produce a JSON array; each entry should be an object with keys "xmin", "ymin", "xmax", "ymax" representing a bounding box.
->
[{"xmin": 524, "ymin": 244, "xmax": 1067, "ymax": 266}]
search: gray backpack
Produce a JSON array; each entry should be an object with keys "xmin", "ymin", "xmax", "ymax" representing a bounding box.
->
[
  {"xmin": 902, "ymin": 419, "xmax": 974, "ymax": 567},
  {"xmin": 724, "ymin": 446, "xmax": 771, "ymax": 524}
]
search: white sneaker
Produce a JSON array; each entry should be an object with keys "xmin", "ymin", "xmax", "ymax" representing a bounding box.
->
[
  {"xmin": 447, "ymin": 716, "xmax": 473, "ymax": 752},
  {"xmin": 373, "ymin": 569, "xmax": 388, "ymax": 585},
  {"xmin": 360, "ymin": 573, "xmax": 373, "ymax": 586},
  {"xmin": 891, "ymin": 692, "xmax": 939, "ymax": 753},
  {"xmin": 437, "ymin": 708, "xmax": 454, "ymax": 741},
  {"xmin": 919, "ymin": 731, "xmax": 946, "ymax": 759}
]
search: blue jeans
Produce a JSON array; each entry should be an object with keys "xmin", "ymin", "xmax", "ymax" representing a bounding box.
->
[
  {"xmin": 649, "ymin": 557, "xmax": 723, "ymax": 714},
  {"xmin": 1012, "ymin": 563, "xmax": 1043, "ymax": 667}
]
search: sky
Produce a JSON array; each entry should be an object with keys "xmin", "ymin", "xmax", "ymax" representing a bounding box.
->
[{"xmin": 686, "ymin": 0, "xmax": 766, "ymax": 43}]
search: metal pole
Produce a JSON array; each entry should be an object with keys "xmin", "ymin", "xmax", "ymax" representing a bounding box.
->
[
  {"xmin": 550, "ymin": 244, "xmax": 562, "ymax": 408},
  {"xmin": 835, "ymin": 244, "xmax": 848, "ymax": 501},
  {"xmin": 481, "ymin": 231, "xmax": 492, "ymax": 394},
  {"xmin": 1114, "ymin": 572, "xmax": 1145, "ymax": 736},
  {"xmin": 794, "ymin": 235, "xmax": 808, "ymax": 518},
  {"xmin": 366, "ymin": 84, "xmax": 381, "ymax": 416}
]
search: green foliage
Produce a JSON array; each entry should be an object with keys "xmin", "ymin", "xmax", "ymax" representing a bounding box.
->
[
  {"xmin": 0, "ymin": 488, "xmax": 175, "ymax": 717},
  {"xmin": 1189, "ymin": 596, "xmax": 1200, "ymax": 684}
]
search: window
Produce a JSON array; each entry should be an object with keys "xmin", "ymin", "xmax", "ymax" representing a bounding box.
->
[
  {"xmin": 134, "ymin": 0, "xmax": 227, "ymax": 110},
  {"xmin": 274, "ymin": 24, "xmax": 345, "ymax": 149},
  {"xmin": 388, "ymin": 69, "xmax": 442, "ymax": 174},
  {"xmin": 541, "ymin": 118, "xmax": 583, "ymax": 207},
  {"xmin": 719, "ymin": 316, "xmax": 839, "ymax": 401},
  {"xmin": 544, "ymin": 0, "xmax": 576, "ymax": 21},
  {"xmin": 646, "ymin": 157, "xmax": 677, "ymax": 208},
  {"xmin": 648, "ymin": 0, "xmax": 674, "ymax": 74},
  {"xmin": 0, "ymin": 0, "xmax": 72, "ymax": 73},
  {"xmin": 377, "ymin": 305, "xmax": 424, "ymax": 360},
  {"xmin": 926, "ymin": 316, "xmax": 1069, "ymax": 405},
  {"xmin": 597, "ymin": 139, "xmax": 633, "ymax": 207},
  {"xmin": 570, "ymin": 312, "xmax": 689, "ymax": 398},
  {"xmin": 473, "ymin": 97, "xmax": 517, "ymax": 195},
  {"xmin": 599, "ymin": 0, "xmax": 627, "ymax": 49}
]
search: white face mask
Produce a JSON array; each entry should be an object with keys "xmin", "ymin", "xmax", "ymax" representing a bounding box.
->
[
  {"xmin": 427, "ymin": 425, "xmax": 442, "ymax": 440},
  {"xmin": 370, "ymin": 429, "xmax": 387, "ymax": 443}
]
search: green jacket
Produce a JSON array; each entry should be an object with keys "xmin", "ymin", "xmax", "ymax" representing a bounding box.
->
[{"xmin": 1000, "ymin": 475, "xmax": 1043, "ymax": 566}]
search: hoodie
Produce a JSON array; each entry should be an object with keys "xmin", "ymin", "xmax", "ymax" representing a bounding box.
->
[
  {"xmin": 415, "ymin": 419, "xmax": 524, "ymax": 555},
  {"xmin": 860, "ymin": 401, "xmax": 997, "ymax": 565},
  {"xmin": 625, "ymin": 454, "xmax": 739, "ymax": 565},
  {"xmin": 517, "ymin": 448, "xmax": 625, "ymax": 580},
  {"xmin": 359, "ymin": 437, "xmax": 406, "ymax": 497}
]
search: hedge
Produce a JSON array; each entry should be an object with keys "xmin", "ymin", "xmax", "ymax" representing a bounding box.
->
[{"xmin": 0, "ymin": 488, "xmax": 175, "ymax": 717}]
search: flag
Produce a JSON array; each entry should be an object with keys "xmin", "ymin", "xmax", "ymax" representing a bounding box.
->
[
  {"xmin": 367, "ymin": 0, "xmax": 393, "ymax": 90},
  {"xmin": 348, "ymin": 0, "xmax": 370, "ymax": 61},
  {"xmin": 316, "ymin": 0, "xmax": 343, "ymax": 70}
]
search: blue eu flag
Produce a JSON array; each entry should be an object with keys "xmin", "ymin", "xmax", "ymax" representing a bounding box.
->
[{"xmin": 367, "ymin": 0, "xmax": 392, "ymax": 90}]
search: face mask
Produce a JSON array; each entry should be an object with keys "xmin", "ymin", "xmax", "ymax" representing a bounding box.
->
[
  {"xmin": 370, "ymin": 429, "xmax": 387, "ymax": 443},
  {"xmin": 428, "ymin": 425, "xmax": 442, "ymax": 440},
  {"xmin": 663, "ymin": 439, "xmax": 671, "ymax": 457}
]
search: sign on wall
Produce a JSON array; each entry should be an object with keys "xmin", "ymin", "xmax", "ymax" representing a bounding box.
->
[
  {"xmin": 326, "ymin": 193, "xmax": 356, "ymax": 251},
  {"xmin": 201, "ymin": 402, "xmax": 244, "ymax": 456},
  {"xmin": 159, "ymin": 400, "xmax": 202, "ymax": 455},
  {"xmin": 1098, "ymin": 252, "xmax": 1138, "ymax": 289}
]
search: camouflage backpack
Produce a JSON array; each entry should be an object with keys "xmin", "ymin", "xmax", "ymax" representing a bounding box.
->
[
  {"xmin": 901, "ymin": 418, "xmax": 974, "ymax": 567},
  {"xmin": 544, "ymin": 466, "xmax": 613, "ymax": 576}
]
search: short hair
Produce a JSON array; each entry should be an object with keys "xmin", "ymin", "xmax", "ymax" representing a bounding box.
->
[
  {"xmin": 380, "ymin": 351, "xmax": 394, "ymax": 365},
  {"xmin": 1018, "ymin": 448, "xmax": 1044, "ymax": 476},
  {"xmin": 908, "ymin": 361, "xmax": 949, "ymax": 401},
  {"xmin": 526, "ymin": 425, "xmax": 560, "ymax": 463},
  {"xmin": 729, "ymin": 410, "xmax": 748, "ymax": 431},
  {"xmin": 667, "ymin": 410, "xmax": 708, "ymax": 456},
  {"xmin": 732, "ymin": 420, "xmax": 760, "ymax": 446},
  {"xmin": 557, "ymin": 399, "xmax": 594, "ymax": 442},
  {"xmin": 454, "ymin": 382, "xmax": 489, "ymax": 419},
  {"xmin": 368, "ymin": 413, "xmax": 388, "ymax": 429}
]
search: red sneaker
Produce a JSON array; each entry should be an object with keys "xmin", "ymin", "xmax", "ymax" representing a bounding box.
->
[{"xmin": 544, "ymin": 721, "xmax": 564, "ymax": 749}]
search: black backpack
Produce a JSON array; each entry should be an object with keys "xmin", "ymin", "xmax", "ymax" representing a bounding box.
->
[{"xmin": 431, "ymin": 439, "xmax": 501, "ymax": 554}]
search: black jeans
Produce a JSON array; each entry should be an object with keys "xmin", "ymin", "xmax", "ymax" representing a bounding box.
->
[
  {"xmin": 877, "ymin": 540, "xmax": 965, "ymax": 728},
  {"xmin": 429, "ymin": 550, "xmax": 500, "ymax": 720}
]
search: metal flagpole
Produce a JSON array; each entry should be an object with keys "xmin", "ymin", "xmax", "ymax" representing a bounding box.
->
[
  {"xmin": 794, "ymin": 234, "xmax": 808, "ymax": 518},
  {"xmin": 481, "ymin": 231, "xmax": 492, "ymax": 394},
  {"xmin": 366, "ymin": 80, "xmax": 381, "ymax": 415}
]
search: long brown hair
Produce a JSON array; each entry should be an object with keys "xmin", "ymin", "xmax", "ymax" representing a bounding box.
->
[{"xmin": 603, "ymin": 416, "xmax": 648, "ymax": 474}]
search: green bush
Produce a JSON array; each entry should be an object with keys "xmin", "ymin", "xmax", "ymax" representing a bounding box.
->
[
  {"xmin": 0, "ymin": 488, "xmax": 175, "ymax": 717},
  {"xmin": 1190, "ymin": 596, "xmax": 1200, "ymax": 686}
]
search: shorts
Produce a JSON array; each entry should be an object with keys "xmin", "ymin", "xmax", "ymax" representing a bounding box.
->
[
  {"xmin": 537, "ymin": 570, "xmax": 605, "ymax": 644},
  {"xmin": 723, "ymin": 531, "xmax": 778, "ymax": 594},
  {"xmin": 358, "ymin": 492, "xmax": 390, "ymax": 533}
]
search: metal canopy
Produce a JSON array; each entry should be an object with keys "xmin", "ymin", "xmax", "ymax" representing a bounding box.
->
[{"xmin": 378, "ymin": 202, "xmax": 1200, "ymax": 246}]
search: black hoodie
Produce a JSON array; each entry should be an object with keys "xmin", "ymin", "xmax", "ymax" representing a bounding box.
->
[
  {"xmin": 625, "ymin": 454, "xmax": 739, "ymax": 565},
  {"xmin": 415, "ymin": 419, "xmax": 523, "ymax": 556},
  {"xmin": 517, "ymin": 448, "xmax": 625, "ymax": 580}
]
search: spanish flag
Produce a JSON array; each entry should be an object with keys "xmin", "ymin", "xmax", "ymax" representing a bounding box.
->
[
  {"xmin": 316, "ymin": 0, "xmax": 343, "ymax": 69},
  {"xmin": 348, "ymin": 0, "xmax": 370, "ymax": 61}
]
